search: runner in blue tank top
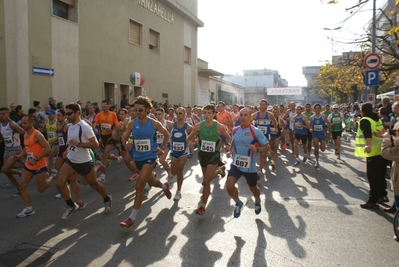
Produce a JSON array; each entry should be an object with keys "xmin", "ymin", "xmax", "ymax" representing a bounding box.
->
[
  {"xmin": 293, "ymin": 105, "xmax": 310, "ymax": 166},
  {"xmin": 120, "ymin": 96, "xmax": 172, "ymax": 229},
  {"xmin": 251, "ymin": 99, "xmax": 277, "ymax": 179},
  {"xmin": 226, "ymin": 108, "xmax": 270, "ymax": 218},
  {"xmin": 169, "ymin": 107, "xmax": 193, "ymax": 201},
  {"xmin": 310, "ymin": 103, "xmax": 330, "ymax": 168}
]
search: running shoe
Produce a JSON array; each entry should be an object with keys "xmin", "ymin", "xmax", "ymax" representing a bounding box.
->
[
  {"xmin": 195, "ymin": 206, "xmax": 205, "ymax": 215},
  {"xmin": 257, "ymin": 170, "xmax": 263, "ymax": 180},
  {"xmin": 314, "ymin": 162, "xmax": 320, "ymax": 168},
  {"xmin": 117, "ymin": 156, "xmax": 122, "ymax": 169},
  {"xmin": 271, "ymin": 161, "xmax": 275, "ymax": 170},
  {"xmin": 174, "ymin": 190, "xmax": 182, "ymax": 201},
  {"xmin": 360, "ymin": 202, "xmax": 379, "ymax": 209},
  {"xmin": 12, "ymin": 190, "xmax": 21, "ymax": 197},
  {"xmin": 163, "ymin": 182, "xmax": 172, "ymax": 199},
  {"xmin": 234, "ymin": 201, "xmax": 243, "ymax": 218},
  {"xmin": 95, "ymin": 160, "xmax": 107, "ymax": 173},
  {"xmin": 55, "ymin": 193, "xmax": 62, "ymax": 198},
  {"xmin": 337, "ymin": 154, "xmax": 341, "ymax": 160},
  {"xmin": 50, "ymin": 169, "xmax": 58, "ymax": 179},
  {"xmin": 144, "ymin": 183, "xmax": 149, "ymax": 198},
  {"xmin": 104, "ymin": 195, "xmax": 112, "ymax": 214},
  {"xmin": 129, "ymin": 173, "xmax": 139, "ymax": 182},
  {"xmin": 188, "ymin": 153, "xmax": 193, "ymax": 159},
  {"xmin": 76, "ymin": 201, "xmax": 85, "ymax": 209},
  {"xmin": 61, "ymin": 203, "xmax": 79, "ymax": 220},
  {"xmin": 218, "ymin": 166, "xmax": 226, "ymax": 178},
  {"xmin": 293, "ymin": 160, "xmax": 300, "ymax": 166},
  {"xmin": 97, "ymin": 174, "xmax": 105, "ymax": 183},
  {"xmin": 255, "ymin": 202, "xmax": 261, "ymax": 215},
  {"xmin": 120, "ymin": 217, "xmax": 134, "ymax": 228},
  {"xmin": 303, "ymin": 155, "xmax": 308, "ymax": 163},
  {"xmin": 16, "ymin": 207, "xmax": 35, "ymax": 218}
]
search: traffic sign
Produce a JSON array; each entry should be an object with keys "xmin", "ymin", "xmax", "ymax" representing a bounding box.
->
[
  {"xmin": 364, "ymin": 53, "xmax": 381, "ymax": 69},
  {"xmin": 365, "ymin": 69, "xmax": 379, "ymax": 86},
  {"xmin": 32, "ymin": 66, "xmax": 54, "ymax": 76}
]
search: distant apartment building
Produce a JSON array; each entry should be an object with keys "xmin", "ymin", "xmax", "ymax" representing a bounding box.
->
[{"xmin": 0, "ymin": 0, "xmax": 203, "ymax": 108}]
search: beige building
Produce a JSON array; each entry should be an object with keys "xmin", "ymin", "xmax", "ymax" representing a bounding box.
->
[{"xmin": 0, "ymin": 0, "xmax": 203, "ymax": 109}]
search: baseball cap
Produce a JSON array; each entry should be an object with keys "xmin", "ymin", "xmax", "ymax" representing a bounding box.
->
[
  {"xmin": 46, "ymin": 109, "xmax": 56, "ymax": 115},
  {"xmin": 332, "ymin": 104, "xmax": 339, "ymax": 109},
  {"xmin": 267, "ymin": 106, "xmax": 273, "ymax": 111}
]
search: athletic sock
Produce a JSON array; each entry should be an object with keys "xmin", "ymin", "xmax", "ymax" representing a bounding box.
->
[
  {"xmin": 201, "ymin": 203, "xmax": 206, "ymax": 208},
  {"xmin": 129, "ymin": 208, "xmax": 138, "ymax": 221},
  {"xmin": 66, "ymin": 199, "xmax": 75, "ymax": 207},
  {"xmin": 103, "ymin": 196, "xmax": 110, "ymax": 203},
  {"xmin": 162, "ymin": 183, "xmax": 167, "ymax": 190},
  {"xmin": 236, "ymin": 199, "xmax": 242, "ymax": 206}
]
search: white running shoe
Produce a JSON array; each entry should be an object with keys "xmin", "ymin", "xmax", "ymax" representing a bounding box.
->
[
  {"xmin": 117, "ymin": 156, "xmax": 122, "ymax": 169},
  {"xmin": 104, "ymin": 195, "xmax": 112, "ymax": 214},
  {"xmin": 16, "ymin": 207, "xmax": 35, "ymax": 218},
  {"xmin": 174, "ymin": 191, "xmax": 182, "ymax": 201},
  {"xmin": 55, "ymin": 193, "xmax": 62, "ymax": 198},
  {"xmin": 97, "ymin": 174, "xmax": 105, "ymax": 183},
  {"xmin": 61, "ymin": 203, "xmax": 79, "ymax": 220}
]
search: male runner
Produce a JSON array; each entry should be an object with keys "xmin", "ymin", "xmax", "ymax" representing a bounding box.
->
[
  {"xmin": 120, "ymin": 96, "xmax": 171, "ymax": 228},
  {"xmin": 328, "ymin": 104, "xmax": 346, "ymax": 159},
  {"xmin": 14, "ymin": 115, "xmax": 52, "ymax": 218},
  {"xmin": 55, "ymin": 103, "xmax": 112, "ymax": 220},
  {"xmin": 226, "ymin": 107, "xmax": 270, "ymax": 218},
  {"xmin": 0, "ymin": 107, "xmax": 26, "ymax": 196},
  {"xmin": 293, "ymin": 106, "xmax": 310, "ymax": 166},
  {"xmin": 310, "ymin": 104, "xmax": 330, "ymax": 168},
  {"xmin": 186, "ymin": 104, "xmax": 231, "ymax": 215}
]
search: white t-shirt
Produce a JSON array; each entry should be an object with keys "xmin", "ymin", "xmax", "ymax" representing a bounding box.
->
[{"xmin": 67, "ymin": 120, "xmax": 95, "ymax": 163}]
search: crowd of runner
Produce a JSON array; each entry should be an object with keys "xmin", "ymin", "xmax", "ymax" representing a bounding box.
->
[{"xmin": 0, "ymin": 96, "xmax": 396, "ymax": 229}]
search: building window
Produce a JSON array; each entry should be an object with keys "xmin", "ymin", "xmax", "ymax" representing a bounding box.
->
[
  {"xmin": 184, "ymin": 46, "xmax": 191, "ymax": 64},
  {"xmin": 52, "ymin": 0, "xmax": 78, "ymax": 23},
  {"xmin": 129, "ymin": 19, "xmax": 142, "ymax": 46},
  {"xmin": 149, "ymin": 29, "xmax": 160, "ymax": 52}
]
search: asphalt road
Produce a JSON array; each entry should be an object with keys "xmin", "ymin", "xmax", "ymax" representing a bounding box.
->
[{"xmin": 0, "ymin": 139, "xmax": 397, "ymax": 267}]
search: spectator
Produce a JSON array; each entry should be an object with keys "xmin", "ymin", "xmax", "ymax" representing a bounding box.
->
[
  {"xmin": 121, "ymin": 95, "xmax": 128, "ymax": 110},
  {"xmin": 49, "ymin": 97, "xmax": 56, "ymax": 110},
  {"xmin": 11, "ymin": 105, "xmax": 24, "ymax": 123}
]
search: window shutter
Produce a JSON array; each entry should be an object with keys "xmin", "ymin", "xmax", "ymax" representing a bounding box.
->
[{"xmin": 129, "ymin": 21, "xmax": 140, "ymax": 45}]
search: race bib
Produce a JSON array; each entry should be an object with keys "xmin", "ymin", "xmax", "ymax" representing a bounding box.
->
[
  {"xmin": 234, "ymin": 155, "xmax": 251, "ymax": 168},
  {"xmin": 101, "ymin": 124, "xmax": 111, "ymax": 131},
  {"xmin": 68, "ymin": 144, "xmax": 77, "ymax": 152},
  {"xmin": 3, "ymin": 136, "xmax": 12, "ymax": 145},
  {"xmin": 172, "ymin": 142, "xmax": 184, "ymax": 151},
  {"xmin": 48, "ymin": 132, "xmax": 55, "ymax": 139},
  {"xmin": 134, "ymin": 139, "xmax": 151, "ymax": 152},
  {"xmin": 200, "ymin": 140, "xmax": 216, "ymax": 152},
  {"xmin": 332, "ymin": 118, "xmax": 341, "ymax": 124},
  {"xmin": 27, "ymin": 152, "xmax": 34, "ymax": 161},
  {"xmin": 258, "ymin": 126, "xmax": 267, "ymax": 134},
  {"xmin": 157, "ymin": 132, "xmax": 164, "ymax": 144},
  {"xmin": 295, "ymin": 122, "xmax": 303, "ymax": 129},
  {"xmin": 314, "ymin": 125, "xmax": 323, "ymax": 131},
  {"xmin": 58, "ymin": 136, "xmax": 65, "ymax": 146},
  {"xmin": 270, "ymin": 127, "xmax": 276, "ymax": 133}
]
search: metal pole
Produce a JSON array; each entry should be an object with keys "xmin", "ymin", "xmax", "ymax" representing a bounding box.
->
[{"xmin": 372, "ymin": 0, "xmax": 377, "ymax": 96}]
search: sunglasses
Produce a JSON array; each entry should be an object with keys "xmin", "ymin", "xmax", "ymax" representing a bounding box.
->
[
  {"xmin": 176, "ymin": 112, "xmax": 185, "ymax": 115},
  {"xmin": 155, "ymin": 113, "xmax": 163, "ymax": 116},
  {"xmin": 134, "ymin": 108, "xmax": 145, "ymax": 112},
  {"xmin": 65, "ymin": 112, "xmax": 74, "ymax": 116}
]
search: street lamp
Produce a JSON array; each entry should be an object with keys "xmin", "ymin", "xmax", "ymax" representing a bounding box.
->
[{"xmin": 323, "ymin": 26, "xmax": 341, "ymax": 61}]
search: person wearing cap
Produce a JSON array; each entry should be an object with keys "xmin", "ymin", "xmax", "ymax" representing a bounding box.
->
[
  {"xmin": 327, "ymin": 104, "xmax": 346, "ymax": 159},
  {"xmin": 45, "ymin": 109, "xmax": 58, "ymax": 171}
]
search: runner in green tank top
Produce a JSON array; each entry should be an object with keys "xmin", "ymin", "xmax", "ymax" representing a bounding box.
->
[
  {"xmin": 327, "ymin": 104, "xmax": 346, "ymax": 159},
  {"xmin": 186, "ymin": 104, "xmax": 231, "ymax": 216}
]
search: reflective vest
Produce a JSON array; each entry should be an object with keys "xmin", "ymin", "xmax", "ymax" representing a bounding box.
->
[{"xmin": 354, "ymin": 117, "xmax": 382, "ymax": 158}]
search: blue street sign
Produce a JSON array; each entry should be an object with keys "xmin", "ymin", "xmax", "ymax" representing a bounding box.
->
[
  {"xmin": 365, "ymin": 69, "xmax": 379, "ymax": 86},
  {"xmin": 32, "ymin": 66, "xmax": 54, "ymax": 76}
]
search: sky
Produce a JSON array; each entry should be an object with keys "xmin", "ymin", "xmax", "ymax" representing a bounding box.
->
[{"xmin": 197, "ymin": 0, "xmax": 386, "ymax": 86}]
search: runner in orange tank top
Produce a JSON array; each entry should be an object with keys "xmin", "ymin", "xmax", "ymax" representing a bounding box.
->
[{"xmin": 13, "ymin": 115, "xmax": 52, "ymax": 218}]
